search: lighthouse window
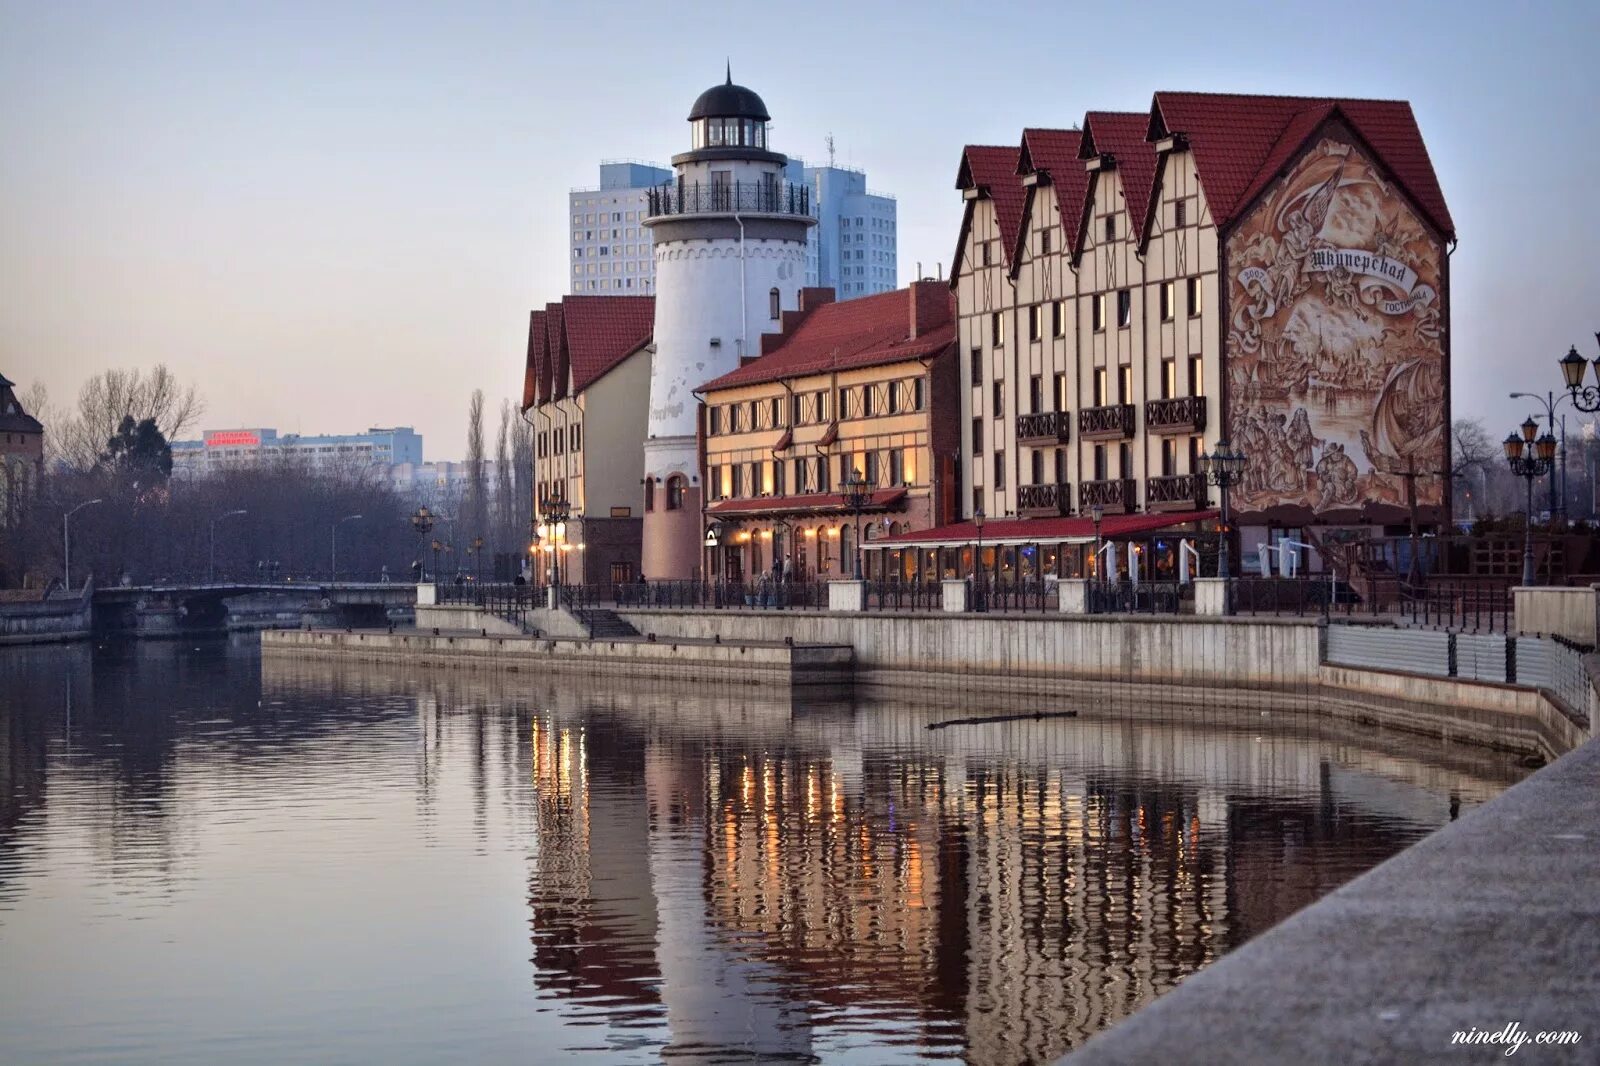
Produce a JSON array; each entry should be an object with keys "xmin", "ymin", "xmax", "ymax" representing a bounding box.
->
[
  {"xmin": 709, "ymin": 120, "xmax": 723, "ymax": 147},
  {"xmin": 725, "ymin": 118, "xmax": 740, "ymax": 144},
  {"xmin": 754, "ymin": 123, "xmax": 765, "ymax": 148},
  {"xmin": 769, "ymin": 288, "xmax": 780, "ymax": 320}
]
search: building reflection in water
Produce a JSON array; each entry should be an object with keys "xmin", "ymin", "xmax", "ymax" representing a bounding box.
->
[{"xmin": 495, "ymin": 666, "xmax": 1521, "ymax": 1066}]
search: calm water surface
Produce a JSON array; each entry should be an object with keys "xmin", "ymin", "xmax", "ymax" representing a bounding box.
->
[{"xmin": 0, "ymin": 639, "xmax": 1526, "ymax": 1065}]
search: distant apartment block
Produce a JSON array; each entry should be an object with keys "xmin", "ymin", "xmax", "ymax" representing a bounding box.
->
[
  {"xmin": 569, "ymin": 160, "xmax": 897, "ymax": 300},
  {"xmin": 171, "ymin": 426, "xmax": 424, "ymax": 478}
]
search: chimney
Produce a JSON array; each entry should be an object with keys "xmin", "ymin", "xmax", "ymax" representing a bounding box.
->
[
  {"xmin": 799, "ymin": 287, "xmax": 836, "ymax": 312},
  {"xmin": 908, "ymin": 279, "xmax": 953, "ymax": 338}
]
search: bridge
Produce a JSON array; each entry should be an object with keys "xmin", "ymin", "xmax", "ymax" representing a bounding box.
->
[{"xmin": 93, "ymin": 581, "xmax": 418, "ymax": 637}]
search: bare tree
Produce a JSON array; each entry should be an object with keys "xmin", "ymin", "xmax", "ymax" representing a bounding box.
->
[
  {"xmin": 58, "ymin": 366, "xmax": 204, "ymax": 472},
  {"xmin": 512, "ymin": 408, "xmax": 534, "ymax": 551},
  {"xmin": 1452, "ymin": 417, "xmax": 1498, "ymax": 521},
  {"xmin": 464, "ymin": 390, "xmax": 487, "ymax": 555},
  {"xmin": 493, "ymin": 401, "xmax": 513, "ymax": 553},
  {"xmin": 16, "ymin": 380, "xmax": 60, "ymax": 467}
]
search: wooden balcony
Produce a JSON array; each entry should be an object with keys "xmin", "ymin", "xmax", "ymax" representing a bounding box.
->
[
  {"xmin": 1078, "ymin": 403, "xmax": 1136, "ymax": 440},
  {"xmin": 1145, "ymin": 395, "xmax": 1208, "ymax": 435},
  {"xmin": 1079, "ymin": 478, "xmax": 1137, "ymax": 513},
  {"xmin": 1016, "ymin": 410, "xmax": 1070, "ymax": 445},
  {"xmin": 1018, "ymin": 481, "xmax": 1071, "ymax": 517},
  {"xmin": 1146, "ymin": 473, "xmax": 1208, "ymax": 512}
]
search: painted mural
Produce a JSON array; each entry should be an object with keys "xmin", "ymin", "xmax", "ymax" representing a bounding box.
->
[{"xmin": 1226, "ymin": 134, "xmax": 1445, "ymax": 515}]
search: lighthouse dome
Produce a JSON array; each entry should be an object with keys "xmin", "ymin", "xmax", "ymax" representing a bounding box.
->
[{"xmin": 688, "ymin": 69, "xmax": 770, "ymax": 122}]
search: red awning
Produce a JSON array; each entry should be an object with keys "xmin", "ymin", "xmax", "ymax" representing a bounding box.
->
[
  {"xmin": 866, "ymin": 509, "xmax": 1217, "ymax": 547},
  {"xmin": 706, "ymin": 488, "xmax": 908, "ymax": 518}
]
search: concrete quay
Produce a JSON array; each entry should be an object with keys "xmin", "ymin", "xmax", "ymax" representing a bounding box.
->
[
  {"xmin": 261, "ymin": 627, "xmax": 854, "ymax": 687},
  {"xmin": 1060, "ymin": 731, "xmax": 1600, "ymax": 1065}
]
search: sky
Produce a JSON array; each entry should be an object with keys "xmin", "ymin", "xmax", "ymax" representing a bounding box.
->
[{"xmin": 2, "ymin": 0, "xmax": 1597, "ymax": 462}]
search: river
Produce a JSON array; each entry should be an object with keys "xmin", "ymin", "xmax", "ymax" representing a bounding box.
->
[{"xmin": 0, "ymin": 639, "xmax": 1526, "ymax": 1064}]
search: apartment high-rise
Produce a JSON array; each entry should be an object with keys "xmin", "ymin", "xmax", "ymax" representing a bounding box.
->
[{"xmin": 570, "ymin": 162, "xmax": 897, "ymax": 300}]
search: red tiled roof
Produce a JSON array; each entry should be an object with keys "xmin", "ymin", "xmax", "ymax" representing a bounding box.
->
[
  {"xmin": 872, "ymin": 509, "xmax": 1217, "ymax": 545},
  {"xmin": 1081, "ymin": 111, "xmax": 1160, "ymax": 243},
  {"xmin": 956, "ymin": 145, "xmax": 1025, "ymax": 267},
  {"xmin": 560, "ymin": 296, "xmax": 655, "ymax": 394},
  {"xmin": 1018, "ymin": 128, "xmax": 1089, "ymax": 256},
  {"xmin": 522, "ymin": 310, "xmax": 545, "ymax": 410},
  {"xmin": 707, "ymin": 488, "xmax": 908, "ymax": 517},
  {"xmin": 698, "ymin": 286, "xmax": 955, "ymax": 392},
  {"xmin": 545, "ymin": 302, "xmax": 565, "ymax": 401},
  {"xmin": 1149, "ymin": 92, "xmax": 1454, "ymax": 238}
]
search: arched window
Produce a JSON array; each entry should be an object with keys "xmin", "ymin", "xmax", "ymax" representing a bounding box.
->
[
  {"xmin": 666, "ymin": 475, "xmax": 685, "ymax": 510},
  {"xmin": 644, "ymin": 477, "xmax": 655, "ymax": 512},
  {"xmin": 769, "ymin": 287, "xmax": 780, "ymax": 320}
]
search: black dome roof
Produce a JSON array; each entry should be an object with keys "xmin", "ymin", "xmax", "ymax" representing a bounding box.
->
[{"xmin": 688, "ymin": 67, "xmax": 770, "ymax": 122}]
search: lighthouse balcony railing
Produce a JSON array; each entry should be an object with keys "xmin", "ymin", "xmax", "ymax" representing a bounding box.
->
[{"xmin": 646, "ymin": 181, "xmax": 813, "ymax": 219}]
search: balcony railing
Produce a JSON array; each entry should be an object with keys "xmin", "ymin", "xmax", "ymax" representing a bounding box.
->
[
  {"xmin": 1016, "ymin": 410, "xmax": 1071, "ymax": 445},
  {"xmin": 645, "ymin": 180, "xmax": 812, "ymax": 219},
  {"xmin": 1018, "ymin": 481, "xmax": 1071, "ymax": 517},
  {"xmin": 1145, "ymin": 395, "xmax": 1208, "ymax": 435},
  {"xmin": 1146, "ymin": 473, "xmax": 1208, "ymax": 511},
  {"xmin": 1080, "ymin": 478, "xmax": 1137, "ymax": 513},
  {"xmin": 1078, "ymin": 403, "xmax": 1137, "ymax": 440}
]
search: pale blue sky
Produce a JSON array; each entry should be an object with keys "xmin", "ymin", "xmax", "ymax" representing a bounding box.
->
[{"xmin": 2, "ymin": 0, "xmax": 1596, "ymax": 459}]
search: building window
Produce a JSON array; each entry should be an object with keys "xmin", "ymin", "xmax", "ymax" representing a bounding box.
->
[
  {"xmin": 1091, "ymin": 294, "xmax": 1105, "ymax": 333},
  {"xmin": 1162, "ymin": 358, "xmax": 1177, "ymax": 400},
  {"xmin": 865, "ymin": 450, "xmax": 880, "ymax": 485},
  {"xmin": 1052, "ymin": 300, "xmax": 1066, "ymax": 337},
  {"xmin": 1054, "ymin": 372, "xmax": 1068, "ymax": 412},
  {"xmin": 1040, "ymin": 228, "xmax": 1052, "ymax": 255},
  {"xmin": 1094, "ymin": 444, "xmax": 1107, "ymax": 481},
  {"xmin": 1029, "ymin": 375, "xmax": 1043, "ymax": 413},
  {"xmin": 981, "ymin": 241, "xmax": 992, "ymax": 267},
  {"xmin": 1174, "ymin": 199, "xmax": 1187, "ymax": 228},
  {"xmin": 993, "ymin": 450, "xmax": 1006, "ymax": 491},
  {"xmin": 666, "ymin": 475, "xmax": 685, "ymax": 509},
  {"xmin": 1187, "ymin": 276, "xmax": 1201, "ymax": 317},
  {"xmin": 1118, "ymin": 442, "xmax": 1133, "ymax": 476},
  {"xmin": 1116, "ymin": 289, "xmax": 1132, "ymax": 328},
  {"xmin": 1104, "ymin": 215, "xmax": 1116, "ymax": 242},
  {"xmin": 839, "ymin": 387, "xmax": 852, "ymax": 419},
  {"xmin": 970, "ymin": 348, "xmax": 982, "ymax": 386},
  {"xmin": 913, "ymin": 377, "xmax": 926, "ymax": 411},
  {"xmin": 769, "ymin": 288, "xmax": 780, "ymax": 320},
  {"xmin": 971, "ymin": 417, "xmax": 983, "ymax": 454},
  {"xmin": 1055, "ymin": 448, "xmax": 1067, "ymax": 483},
  {"xmin": 1160, "ymin": 281, "xmax": 1174, "ymax": 322},
  {"xmin": 773, "ymin": 460, "xmax": 785, "ymax": 496},
  {"xmin": 708, "ymin": 406, "xmax": 721, "ymax": 436},
  {"xmin": 992, "ymin": 379, "xmax": 1004, "ymax": 419},
  {"xmin": 1161, "ymin": 437, "xmax": 1177, "ymax": 476},
  {"xmin": 1189, "ymin": 355, "xmax": 1205, "ymax": 397},
  {"xmin": 1118, "ymin": 365, "xmax": 1133, "ymax": 404},
  {"xmin": 1031, "ymin": 449, "xmax": 1044, "ymax": 485},
  {"xmin": 1028, "ymin": 305, "xmax": 1042, "ymax": 342},
  {"xmin": 863, "ymin": 385, "xmax": 876, "ymax": 417},
  {"xmin": 644, "ymin": 477, "xmax": 655, "ymax": 512},
  {"xmin": 991, "ymin": 312, "xmax": 1004, "ymax": 347}
]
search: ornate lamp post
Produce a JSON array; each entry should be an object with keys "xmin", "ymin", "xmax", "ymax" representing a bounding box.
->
[
  {"xmin": 1198, "ymin": 441, "xmax": 1248, "ymax": 582},
  {"xmin": 332, "ymin": 514, "xmax": 362, "ymax": 582},
  {"xmin": 538, "ymin": 493, "xmax": 571, "ymax": 591},
  {"xmin": 1505, "ymin": 418, "xmax": 1558, "ymax": 587},
  {"xmin": 1090, "ymin": 502, "xmax": 1105, "ymax": 582},
  {"xmin": 1559, "ymin": 335, "xmax": 1600, "ymax": 412},
  {"xmin": 973, "ymin": 508, "xmax": 986, "ymax": 612},
  {"xmin": 62, "ymin": 498, "xmax": 103, "ymax": 591},
  {"xmin": 209, "ymin": 508, "xmax": 248, "ymax": 584},
  {"xmin": 841, "ymin": 468, "xmax": 872, "ymax": 580},
  {"xmin": 410, "ymin": 506, "xmax": 435, "ymax": 580}
]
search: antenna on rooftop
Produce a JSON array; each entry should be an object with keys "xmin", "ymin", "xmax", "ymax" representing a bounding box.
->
[{"xmin": 826, "ymin": 133, "xmax": 835, "ymax": 168}]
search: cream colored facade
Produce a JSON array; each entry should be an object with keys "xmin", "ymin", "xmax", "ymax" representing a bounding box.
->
[
  {"xmin": 701, "ymin": 361, "xmax": 946, "ymax": 581},
  {"xmin": 957, "ymin": 137, "xmax": 1223, "ymax": 526}
]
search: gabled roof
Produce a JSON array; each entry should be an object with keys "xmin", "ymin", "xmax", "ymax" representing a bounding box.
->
[
  {"xmin": 1080, "ymin": 111, "xmax": 1160, "ymax": 244},
  {"xmin": 1016, "ymin": 128, "xmax": 1088, "ymax": 266},
  {"xmin": 1148, "ymin": 92, "xmax": 1454, "ymax": 239},
  {"xmin": 954, "ymin": 145, "xmax": 1025, "ymax": 273},
  {"xmin": 0, "ymin": 371, "xmax": 42, "ymax": 434},
  {"xmin": 698, "ymin": 286, "xmax": 955, "ymax": 392},
  {"xmin": 560, "ymin": 296, "xmax": 655, "ymax": 394},
  {"xmin": 525, "ymin": 297, "xmax": 653, "ymax": 408}
]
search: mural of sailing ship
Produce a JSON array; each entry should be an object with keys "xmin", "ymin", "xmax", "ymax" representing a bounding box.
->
[{"xmin": 1226, "ymin": 134, "xmax": 1446, "ymax": 516}]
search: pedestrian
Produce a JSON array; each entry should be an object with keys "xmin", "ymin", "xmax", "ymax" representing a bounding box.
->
[{"xmin": 380, "ymin": 564, "xmax": 390, "ymax": 583}]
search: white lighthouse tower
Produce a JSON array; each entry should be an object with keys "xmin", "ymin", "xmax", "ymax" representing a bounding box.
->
[{"xmin": 641, "ymin": 69, "xmax": 815, "ymax": 579}]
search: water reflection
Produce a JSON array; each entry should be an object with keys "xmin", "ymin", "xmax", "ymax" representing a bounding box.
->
[{"xmin": 0, "ymin": 644, "xmax": 1525, "ymax": 1065}]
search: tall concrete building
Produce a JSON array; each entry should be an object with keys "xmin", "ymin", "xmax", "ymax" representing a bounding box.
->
[
  {"xmin": 571, "ymin": 159, "xmax": 897, "ymax": 300},
  {"xmin": 639, "ymin": 72, "xmax": 816, "ymax": 579}
]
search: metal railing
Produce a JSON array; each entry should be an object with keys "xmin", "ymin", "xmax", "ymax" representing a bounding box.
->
[
  {"xmin": 1078, "ymin": 403, "xmax": 1137, "ymax": 440},
  {"xmin": 1080, "ymin": 478, "xmax": 1138, "ymax": 513},
  {"xmin": 1144, "ymin": 395, "xmax": 1208, "ymax": 434},
  {"xmin": 646, "ymin": 180, "xmax": 811, "ymax": 219},
  {"xmin": 1086, "ymin": 579, "xmax": 1183, "ymax": 614},
  {"xmin": 1018, "ymin": 482, "xmax": 1071, "ymax": 517},
  {"xmin": 1230, "ymin": 576, "xmax": 1511, "ymax": 632},
  {"xmin": 865, "ymin": 580, "xmax": 942, "ymax": 612},
  {"xmin": 1016, "ymin": 411, "xmax": 1071, "ymax": 444},
  {"xmin": 613, "ymin": 580, "xmax": 826, "ymax": 610},
  {"xmin": 976, "ymin": 579, "xmax": 1059, "ymax": 614}
]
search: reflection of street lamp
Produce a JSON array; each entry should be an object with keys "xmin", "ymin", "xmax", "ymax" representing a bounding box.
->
[
  {"xmin": 63, "ymin": 498, "xmax": 103, "ymax": 591},
  {"xmin": 1505, "ymin": 419, "xmax": 1558, "ymax": 586},
  {"xmin": 841, "ymin": 468, "xmax": 872, "ymax": 579},
  {"xmin": 332, "ymin": 514, "xmax": 362, "ymax": 582},
  {"xmin": 209, "ymin": 509, "xmax": 248, "ymax": 584}
]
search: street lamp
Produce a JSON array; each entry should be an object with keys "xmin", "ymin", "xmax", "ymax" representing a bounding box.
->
[
  {"xmin": 332, "ymin": 514, "xmax": 362, "ymax": 582},
  {"xmin": 1198, "ymin": 441, "xmax": 1248, "ymax": 581},
  {"xmin": 62, "ymin": 498, "xmax": 103, "ymax": 591},
  {"xmin": 1090, "ymin": 502, "xmax": 1105, "ymax": 581},
  {"xmin": 1559, "ymin": 335, "xmax": 1600, "ymax": 413},
  {"xmin": 1509, "ymin": 390, "xmax": 1569, "ymax": 519},
  {"xmin": 841, "ymin": 468, "xmax": 872, "ymax": 580},
  {"xmin": 538, "ymin": 493, "xmax": 571, "ymax": 590},
  {"xmin": 1505, "ymin": 419, "xmax": 1558, "ymax": 586},
  {"xmin": 411, "ymin": 506, "xmax": 435, "ymax": 580},
  {"xmin": 209, "ymin": 509, "xmax": 248, "ymax": 584},
  {"xmin": 973, "ymin": 508, "xmax": 986, "ymax": 612}
]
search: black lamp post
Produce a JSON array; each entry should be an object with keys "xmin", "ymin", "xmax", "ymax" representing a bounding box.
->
[
  {"xmin": 1090, "ymin": 502, "xmax": 1105, "ymax": 582},
  {"xmin": 1198, "ymin": 440, "xmax": 1248, "ymax": 582},
  {"xmin": 973, "ymin": 508, "xmax": 986, "ymax": 612},
  {"xmin": 410, "ymin": 506, "xmax": 435, "ymax": 580},
  {"xmin": 538, "ymin": 493, "xmax": 571, "ymax": 590},
  {"xmin": 841, "ymin": 467, "xmax": 872, "ymax": 580},
  {"xmin": 1505, "ymin": 418, "xmax": 1558, "ymax": 587},
  {"xmin": 1559, "ymin": 335, "xmax": 1600, "ymax": 413}
]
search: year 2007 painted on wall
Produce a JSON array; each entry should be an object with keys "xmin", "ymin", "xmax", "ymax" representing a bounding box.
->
[{"xmin": 1225, "ymin": 132, "xmax": 1446, "ymax": 516}]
